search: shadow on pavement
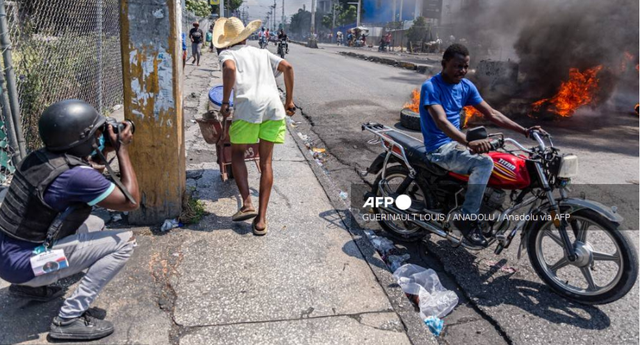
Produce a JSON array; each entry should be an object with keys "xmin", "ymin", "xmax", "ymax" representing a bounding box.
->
[{"xmin": 424, "ymin": 239, "xmax": 611, "ymax": 330}]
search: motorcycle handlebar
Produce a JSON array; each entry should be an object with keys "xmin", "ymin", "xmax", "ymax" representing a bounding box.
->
[
  {"xmin": 531, "ymin": 131, "xmax": 546, "ymax": 151},
  {"xmin": 489, "ymin": 138, "xmax": 503, "ymax": 151}
]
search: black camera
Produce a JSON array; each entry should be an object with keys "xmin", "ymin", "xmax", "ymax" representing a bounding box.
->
[{"xmin": 104, "ymin": 117, "xmax": 135, "ymax": 137}]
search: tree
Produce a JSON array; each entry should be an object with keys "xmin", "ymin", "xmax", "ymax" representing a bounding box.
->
[
  {"xmin": 407, "ymin": 16, "xmax": 429, "ymax": 43},
  {"xmin": 228, "ymin": 0, "xmax": 244, "ymax": 13},
  {"xmin": 186, "ymin": 0, "xmax": 211, "ymax": 17},
  {"xmin": 338, "ymin": 5, "xmax": 357, "ymax": 25},
  {"xmin": 197, "ymin": 0, "xmax": 244, "ymax": 17}
]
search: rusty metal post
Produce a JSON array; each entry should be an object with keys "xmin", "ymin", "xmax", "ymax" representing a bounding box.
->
[{"xmin": 119, "ymin": 0, "xmax": 185, "ymax": 224}]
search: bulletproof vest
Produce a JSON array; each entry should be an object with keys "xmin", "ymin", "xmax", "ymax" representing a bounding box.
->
[{"xmin": 0, "ymin": 149, "xmax": 93, "ymax": 243}]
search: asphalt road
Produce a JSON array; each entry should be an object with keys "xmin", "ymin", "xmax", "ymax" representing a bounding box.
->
[{"xmin": 267, "ymin": 41, "xmax": 640, "ymax": 344}]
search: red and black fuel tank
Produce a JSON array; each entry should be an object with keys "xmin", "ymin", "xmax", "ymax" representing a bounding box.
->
[{"xmin": 448, "ymin": 152, "xmax": 531, "ymax": 190}]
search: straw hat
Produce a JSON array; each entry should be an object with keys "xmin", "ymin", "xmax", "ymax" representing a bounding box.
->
[{"xmin": 213, "ymin": 17, "xmax": 262, "ymax": 49}]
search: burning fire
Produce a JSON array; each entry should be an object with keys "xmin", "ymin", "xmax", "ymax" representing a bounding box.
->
[
  {"xmin": 463, "ymin": 106, "xmax": 483, "ymax": 128},
  {"xmin": 531, "ymin": 65, "xmax": 603, "ymax": 117},
  {"xmin": 404, "ymin": 88, "xmax": 420, "ymax": 113},
  {"xmin": 404, "ymin": 88, "xmax": 483, "ymax": 127}
]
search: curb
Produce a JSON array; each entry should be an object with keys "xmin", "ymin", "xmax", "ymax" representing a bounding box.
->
[
  {"xmin": 286, "ymin": 122, "xmax": 437, "ymax": 345},
  {"xmin": 339, "ymin": 51, "xmax": 439, "ymax": 75}
]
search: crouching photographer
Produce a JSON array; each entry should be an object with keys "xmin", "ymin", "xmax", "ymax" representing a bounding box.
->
[{"xmin": 0, "ymin": 99, "xmax": 140, "ymax": 341}]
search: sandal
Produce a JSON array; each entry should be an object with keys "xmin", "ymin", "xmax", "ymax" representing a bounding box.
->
[
  {"xmin": 232, "ymin": 208, "xmax": 258, "ymax": 222},
  {"xmin": 252, "ymin": 220, "xmax": 268, "ymax": 236}
]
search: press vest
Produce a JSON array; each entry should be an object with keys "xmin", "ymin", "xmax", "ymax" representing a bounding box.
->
[{"xmin": 0, "ymin": 149, "xmax": 92, "ymax": 243}]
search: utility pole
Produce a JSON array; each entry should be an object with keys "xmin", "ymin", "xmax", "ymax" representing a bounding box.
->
[
  {"xmin": 119, "ymin": 0, "xmax": 185, "ymax": 224},
  {"xmin": 414, "ymin": 0, "xmax": 422, "ymax": 20},
  {"xmin": 219, "ymin": 0, "xmax": 224, "ymax": 18},
  {"xmin": 308, "ymin": 0, "xmax": 318, "ymax": 48},
  {"xmin": 331, "ymin": 0, "xmax": 336, "ymax": 42},
  {"xmin": 392, "ymin": 0, "xmax": 397, "ymax": 22},
  {"xmin": 399, "ymin": 0, "xmax": 404, "ymax": 52},
  {"xmin": 310, "ymin": 0, "xmax": 316, "ymax": 35},
  {"xmin": 282, "ymin": 0, "xmax": 285, "ymax": 30}
]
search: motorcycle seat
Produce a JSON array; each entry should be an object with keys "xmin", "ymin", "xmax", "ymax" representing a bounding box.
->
[{"xmin": 385, "ymin": 131, "xmax": 448, "ymax": 176}]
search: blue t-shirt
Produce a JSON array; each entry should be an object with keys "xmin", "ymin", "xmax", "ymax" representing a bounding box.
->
[
  {"xmin": 419, "ymin": 73, "xmax": 483, "ymax": 152},
  {"xmin": 181, "ymin": 32, "xmax": 187, "ymax": 51},
  {"xmin": 0, "ymin": 166, "xmax": 114, "ymax": 284}
]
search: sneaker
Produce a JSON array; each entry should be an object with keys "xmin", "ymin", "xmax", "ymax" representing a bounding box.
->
[
  {"xmin": 9, "ymin": 284, "xmax": 64, "ymax": 302},
  {"xmin": 49, "ymin": 313, "xmax": 114, "ymax": 341},
  {"xmin": 453, "ymin": 219, "xmax": 488, "ymax": 248}
]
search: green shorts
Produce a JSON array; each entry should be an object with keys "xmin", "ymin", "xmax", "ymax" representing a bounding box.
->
[{"xmin": 229, "ymin": 119, "xmax": 286, "ymax": 144}]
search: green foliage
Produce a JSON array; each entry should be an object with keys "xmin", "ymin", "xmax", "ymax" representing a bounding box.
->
[
  {"xmin": 407, "ymin": 17, "xmax": 430, "ymax": 43},
  {"xmin": 338, "ymin": 5, "xmax": 357, "ymax": 25},
  {"xmin": 186, "ymin": 0, "xmax": 211, "ymax": 17},
  {"xmin": 322, "ymin": 4, "xmax": 357, "ymax": 27},
  {"xmin": 229, "ymin": 0, "xmax": 243, "ymax": 12},
  {"xmin": 289, "ymin": 9, "xmax": 311, "ymax": 34},
  {"xmin": 180, "ymin": 189, "xmax": 207, "ymax": 224}
]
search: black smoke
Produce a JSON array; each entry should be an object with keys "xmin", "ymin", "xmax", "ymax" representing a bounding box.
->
[
  {"xmin": 514, "ymin": 0, "xmax": 639, "ymax": 103},
  {"xmin": 450, "ymin": 0, "xmax": 639, "ymax": 105}
]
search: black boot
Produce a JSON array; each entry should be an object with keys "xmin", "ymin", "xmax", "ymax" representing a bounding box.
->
[
  {"xmin": 453, "ymin": 219, "xmax": 489, "ymax": 248},
  {"xmin": 49, "ymin": 312, "xmax": 114, "ymax": 341},
  {"xmin": 9, "ymin": 284, "xmax": 64, "ymax": 302}
]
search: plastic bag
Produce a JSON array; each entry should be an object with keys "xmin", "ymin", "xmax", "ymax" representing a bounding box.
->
[
  {"xmin": 388, "ymin": 254, "xmax": 411, "ymax": 272},
  {"xmin": 161, "ymin": 218, "xmax": 180, "ymax": 232},
  {"xmin": 393, "ymin": 264, "xmax": 458, "ymax": 318}
]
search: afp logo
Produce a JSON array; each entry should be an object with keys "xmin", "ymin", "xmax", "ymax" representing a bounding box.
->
[{"xmin": 364, "ymin": 194, "xmax": 412, "ymax": 210}]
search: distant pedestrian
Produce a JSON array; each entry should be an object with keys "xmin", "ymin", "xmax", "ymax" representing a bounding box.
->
[
  {"xmin": 213, "ymin": 17, "xmax": 296, "ymax": 236},
  {"xmin": 206, "ymin": 25, "xmax": 213, "ymax": 52},
  {"xmin": 181, "ymin": 31, "xmax": 187, "ymax": 69},
  {"xmin": 189, "ymin": 22, "xmax": 204, "ymax": 66}
]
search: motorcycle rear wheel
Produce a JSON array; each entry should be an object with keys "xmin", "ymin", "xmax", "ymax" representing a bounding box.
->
[
  {"xmin": 372, "ymin": 165, "xmax": 432, "ymax": 242},
  {"xmin": 527, "ymin": 209, "xmax": 638, "ymax": 304}
]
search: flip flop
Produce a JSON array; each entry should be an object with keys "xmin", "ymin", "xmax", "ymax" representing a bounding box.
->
[
  {"xmin": 252, "ymin": 220, "xmax": 268, "ymax": 236},
  {"xmin": 232, "ymin": 209, "xmax": 258, "ymax": 222}
]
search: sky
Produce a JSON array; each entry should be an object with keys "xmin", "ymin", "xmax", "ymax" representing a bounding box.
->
[{"xmin": 243, "ymin": 0, "xmax": 313, "ymax": 23}]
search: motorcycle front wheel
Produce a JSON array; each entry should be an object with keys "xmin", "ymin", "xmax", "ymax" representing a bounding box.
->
[{"xmin": 526, "ymin": 209, "xmax": 638, "ymax": 304}]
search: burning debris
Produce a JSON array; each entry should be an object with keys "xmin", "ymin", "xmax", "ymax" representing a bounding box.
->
[
  {"xmin": 404, "ymin": 88, "xmax": 421, "ymax": 113},
  {"xmin": 530, "ymin": 66, "xmax": 603, "ymax": 118},
  {"xmin": 447, "ymin": 0, "xmax": 639, "ymax": 120},
  {"xmin": 403, "ymin": 88, "xmax": 483, "ymax": 128}
]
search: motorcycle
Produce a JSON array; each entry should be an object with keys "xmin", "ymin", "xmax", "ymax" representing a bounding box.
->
[
  {"xmin": 259, "ymin": 36, "xmax": 267, "ymax": 49},
  {"xmin": 360, "ymin": 122, "xmax": 638, "ymax": 304},
  {"xmin": 277, "ymin": 39, "xmax": 288, "ymax": 59}
]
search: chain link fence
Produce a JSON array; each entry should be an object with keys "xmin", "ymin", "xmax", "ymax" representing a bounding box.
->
[{"xmin": 4, "ymin": 0, "xmax": 124, "ymax": 154}]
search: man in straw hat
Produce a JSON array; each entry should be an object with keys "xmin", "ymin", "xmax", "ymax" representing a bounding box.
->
[{"xmin": 213, "ymin": 17, "xmax": 296, "ymax": 236}]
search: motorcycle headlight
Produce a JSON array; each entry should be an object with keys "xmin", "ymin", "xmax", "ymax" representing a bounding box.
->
[{"xmin": 558, "ymin": 154, "xmax": 579, "ymax": 178}]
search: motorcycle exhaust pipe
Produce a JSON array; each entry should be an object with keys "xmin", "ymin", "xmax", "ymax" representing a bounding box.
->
[{"xmin": 378, "ymin": 205, "xmax": 463, "ymax": 246}]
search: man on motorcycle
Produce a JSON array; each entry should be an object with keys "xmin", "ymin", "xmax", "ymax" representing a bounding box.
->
[
  {"xmin": 278, "ymin": 29, "xmax": 289, "ymax": 54},
  {"xmin": 420, "ymin": 44, "xmax": 544, "ymax": 248},
  {"xmin": 259, "ymin": 27, "xmax": 266, "ymax": 48}
]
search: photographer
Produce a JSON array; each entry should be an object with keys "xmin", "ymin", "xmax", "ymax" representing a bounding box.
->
[{"xmin": 0, "ymin": 99, "xmax": 140, "ymax": 341}]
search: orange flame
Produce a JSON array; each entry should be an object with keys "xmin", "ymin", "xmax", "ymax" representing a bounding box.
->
[
  {"xmin": 462, "ymin": 106, "xmax": 483, "ymax": 128},
  {"xmin": 531, "ymin": 66, "xmax": 603, "ymax": 117},
  {"xmin": 404, "ymin": 88, "xmax": 420, "ymax": 112}
]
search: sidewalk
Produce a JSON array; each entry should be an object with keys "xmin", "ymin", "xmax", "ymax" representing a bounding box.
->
[{"xmin": 0, "ymin": 49, "xmax": 435, "ymax": 344}]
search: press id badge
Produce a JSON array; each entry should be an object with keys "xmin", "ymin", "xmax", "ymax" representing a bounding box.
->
[{"xmin": 30, "ymin": 249, "xmax": 69, "ymax": 276}]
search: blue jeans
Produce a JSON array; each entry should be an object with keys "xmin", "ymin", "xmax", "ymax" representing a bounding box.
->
[{"xmin": 426, "ymin": 142, "xmax": 494, "ymax": 215}]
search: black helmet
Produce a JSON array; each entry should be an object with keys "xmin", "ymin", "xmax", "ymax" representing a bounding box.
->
[{"xmin": 38, "ymin": 99, "xmax": 106, "ymax": 157}]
